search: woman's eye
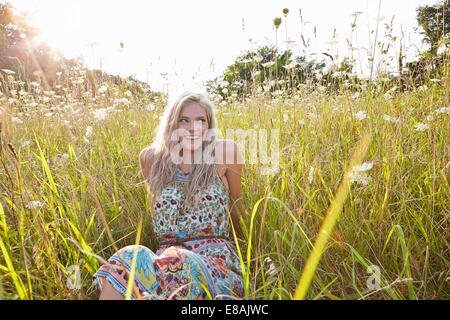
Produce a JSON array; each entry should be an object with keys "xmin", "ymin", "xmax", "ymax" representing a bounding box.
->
[{"xmin": 179, "ymin": 119, "xmax": 188, "ymax": 123}]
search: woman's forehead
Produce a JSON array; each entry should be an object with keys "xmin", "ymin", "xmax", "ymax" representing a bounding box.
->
[{"xmin": 179, "ymin": 103, "xmax": 207, "ymax": 117}]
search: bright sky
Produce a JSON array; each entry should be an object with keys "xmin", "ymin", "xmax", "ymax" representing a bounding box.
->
[{"xmin": 10, "ymin": 0, "xmax": 439, "ymax": 98}]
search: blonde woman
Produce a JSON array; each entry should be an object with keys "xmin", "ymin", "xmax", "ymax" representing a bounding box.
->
[{"xmin": 93, "ymin": 92, "xmax": 245, "ymax": 300}]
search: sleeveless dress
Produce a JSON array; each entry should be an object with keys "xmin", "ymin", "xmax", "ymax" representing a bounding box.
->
[{"xmin": 92, "ymin": 168, "xmax": 245, "ymax": 300}]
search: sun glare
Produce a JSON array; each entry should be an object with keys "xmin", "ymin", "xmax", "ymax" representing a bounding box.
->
[{"xmin": 17, "ymin": 1, "xmax": 83, "ymax": 58}]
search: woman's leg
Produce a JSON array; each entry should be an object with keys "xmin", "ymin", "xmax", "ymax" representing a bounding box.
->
[{"xmin": 99, "ymin": 280, "xmax": 124, "ymax": 300}]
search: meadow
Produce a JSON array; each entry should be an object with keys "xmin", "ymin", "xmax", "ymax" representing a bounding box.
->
[{"xmin": 0, "ymin": 59, "xmax": 448, "ymax": 300}]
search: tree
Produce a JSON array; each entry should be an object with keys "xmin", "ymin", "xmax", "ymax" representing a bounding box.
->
[
  {"xmin": 416, "ymin": 0, "xmax": 449, "ymax": 56},
  {"xmin": 206, "ymin": 45, "xmax": 326, "ymax": 99}
]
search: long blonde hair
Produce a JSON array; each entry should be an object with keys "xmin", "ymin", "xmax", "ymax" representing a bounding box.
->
[{"xmin": 147, "ymin": 92, "xmax": 219, "ymax": 213}]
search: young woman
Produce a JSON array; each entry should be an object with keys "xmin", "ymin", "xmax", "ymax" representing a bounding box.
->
[{"xmin": 92, "ymin": 92, "xmax": 246, "ymax": 300}]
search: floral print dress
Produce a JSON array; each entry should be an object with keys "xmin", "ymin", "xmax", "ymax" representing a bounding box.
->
[{"xmin": 92, "ymin": 168, "xmax": 244, "ymax": 300}]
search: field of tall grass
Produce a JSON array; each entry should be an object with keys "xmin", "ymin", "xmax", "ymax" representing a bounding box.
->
[
  {"xmin": 0, "ymin": 3, "xmax": 449, "ymax": 299},
  {"xmin": 0, "ymin": 61, "xmax": 448, "ymax": 300}
]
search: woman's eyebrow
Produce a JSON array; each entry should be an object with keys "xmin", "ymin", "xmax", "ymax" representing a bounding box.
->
[{"xmin": 179, "ymin": 115, "xmax": 207, "ymax": 119}]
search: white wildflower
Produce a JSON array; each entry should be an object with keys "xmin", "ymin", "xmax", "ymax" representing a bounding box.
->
[
  {"xmin": 129, "ymin": 120, "xmax": 137, "ymax": 127},
  {"xmin": 418, "ymin": 85, "xmax": 428, "ymax": 91},
  {"xmin": 347, "ymin": 162, "xmax": 374, "ymax": 186},
  {"xmin": 382, "ymin": 114, "xmax": 399, "ymax": 123},
  {"xmin": 30, "ymin": 81, "xmax": 40, "ymax": 87},
  {"xmin": 98, "ymin": 85, "xmax": 108, "ymax": 94},
  {"xmin": 283, "ymin": 113, "xmax": 289, "ymax": 122},
  {"xmin": 429, "ymin": 79, "xmax": 441, "ymax": 83},
  {"xmin": 26, "ymin": 200, "xmax": 43, "ymax": 209},
  {"xmin": 298, "ymin": 119, "xmax": 306, "ymax": 125},
  {"xmin": 426, "ymin": 115, "xmax": 434, "ymax": 122},
  {"xmin": 92, "ymin": 108, "xmax": 109, "ymax": 121},
  {"xmin": 11, "ymin": 116, "xmax": 23, "ymax": 124},
  {"xmin": 222, "ymin": 88, "xmax": 228, "ymax": 94},
  {"xmin": 434, "ymin": 107, "xmax": 450, "ymax": 115},
  {"xmin": 124, "ymin": 90, "xmax": 132, "ymax": 98},
  {"xmin": 348, "ymin": 171, "xmax": 372, "ymax": 185},
  {"xmin": 352, "ymin": 162, "xmax": 374, "ymax": 172},
  {"xmin": 414, "ymin": 122, "xmax": 429, "ymax": 132},
  {"xmin": 352, "ymin": 92, "xmax": 361, "ymax": 99},
  {"xmin": 353, "ymin": 110, "xmax": 368, "ymax": 120}
]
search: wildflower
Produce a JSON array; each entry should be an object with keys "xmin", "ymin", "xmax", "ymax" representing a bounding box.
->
[
  {"xmin": 11, "ymin": 116, "xmax": 23, "ymax": 124},
  {"xmin": 115, "ymin": 98, "xmax": 130, "ymax": 105},
  {"xmin": 434, "ymin": 107, "xmax": 450, "ymax": 115},
  {"xmin": 414, "ymin": 122, "xmax": 429, "ymax": 132},
  {"xmin": 347, "ymin": 162, "xmax": 374, "ymax": 186},
  {"xmin": 61, "ymin": 153, "xmax": 69, "ymax": 160},
  {"xmin": 429, "ymin": 79, "xmax": 441, "ymax": 83},
  {"xmin": 124, "ymin": 90, "xmax": 132, "ymax": 98},
  {"xmin": 222, "ymin": 88, "xmax": 228, "ymax": 94},
  {"xmin": 353, "ymin": 110, "xmax": 368, "ymax": 120},
  {"xmin": 56, "ymin": 72, "xmax": 62, "ymax": 76},
  {"xmin": 129, "ymin": 120, "xmax": 137, "ymax": 127},
  {"xmin": 418, "ymin": 85, "xmax": 428, "ymax": 91},
  {"xmin": 382, "ymin": 114, "xmax": 399, "ymax": 123},
  {"xmin": 98, "ymin": 85, "xmax": 108, "ymax": 94},
  {"xmin": 283, "ymin": 113, "xmax": 289, "ymax": 122},
  {"xmin": 426, "ymin": 115, "xmax": 434, "ymax": 122},
  {"xmin": 92, "ymin": 108, "xmax": 109, "ymax": 121},
  {"xmin": 298, "ymin": 119, "xmax": 306, "ymax": 125},
  {"xmin": 26, "ymin": 200, "xmax": 43, "ymax": 209},
  {"xmin": 30, "ymin": 81, "xmax": 40, "ymax": 87}
]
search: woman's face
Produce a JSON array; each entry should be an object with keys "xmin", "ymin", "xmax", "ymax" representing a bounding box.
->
[{"xmin": 177, "ymin": 102, "xmax": 209, "ymax": 152}]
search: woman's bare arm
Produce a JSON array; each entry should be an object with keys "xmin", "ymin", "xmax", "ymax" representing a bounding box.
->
[{"xmin": 224, "ymin": 140, "xmax": 245, "ymax": 240}]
